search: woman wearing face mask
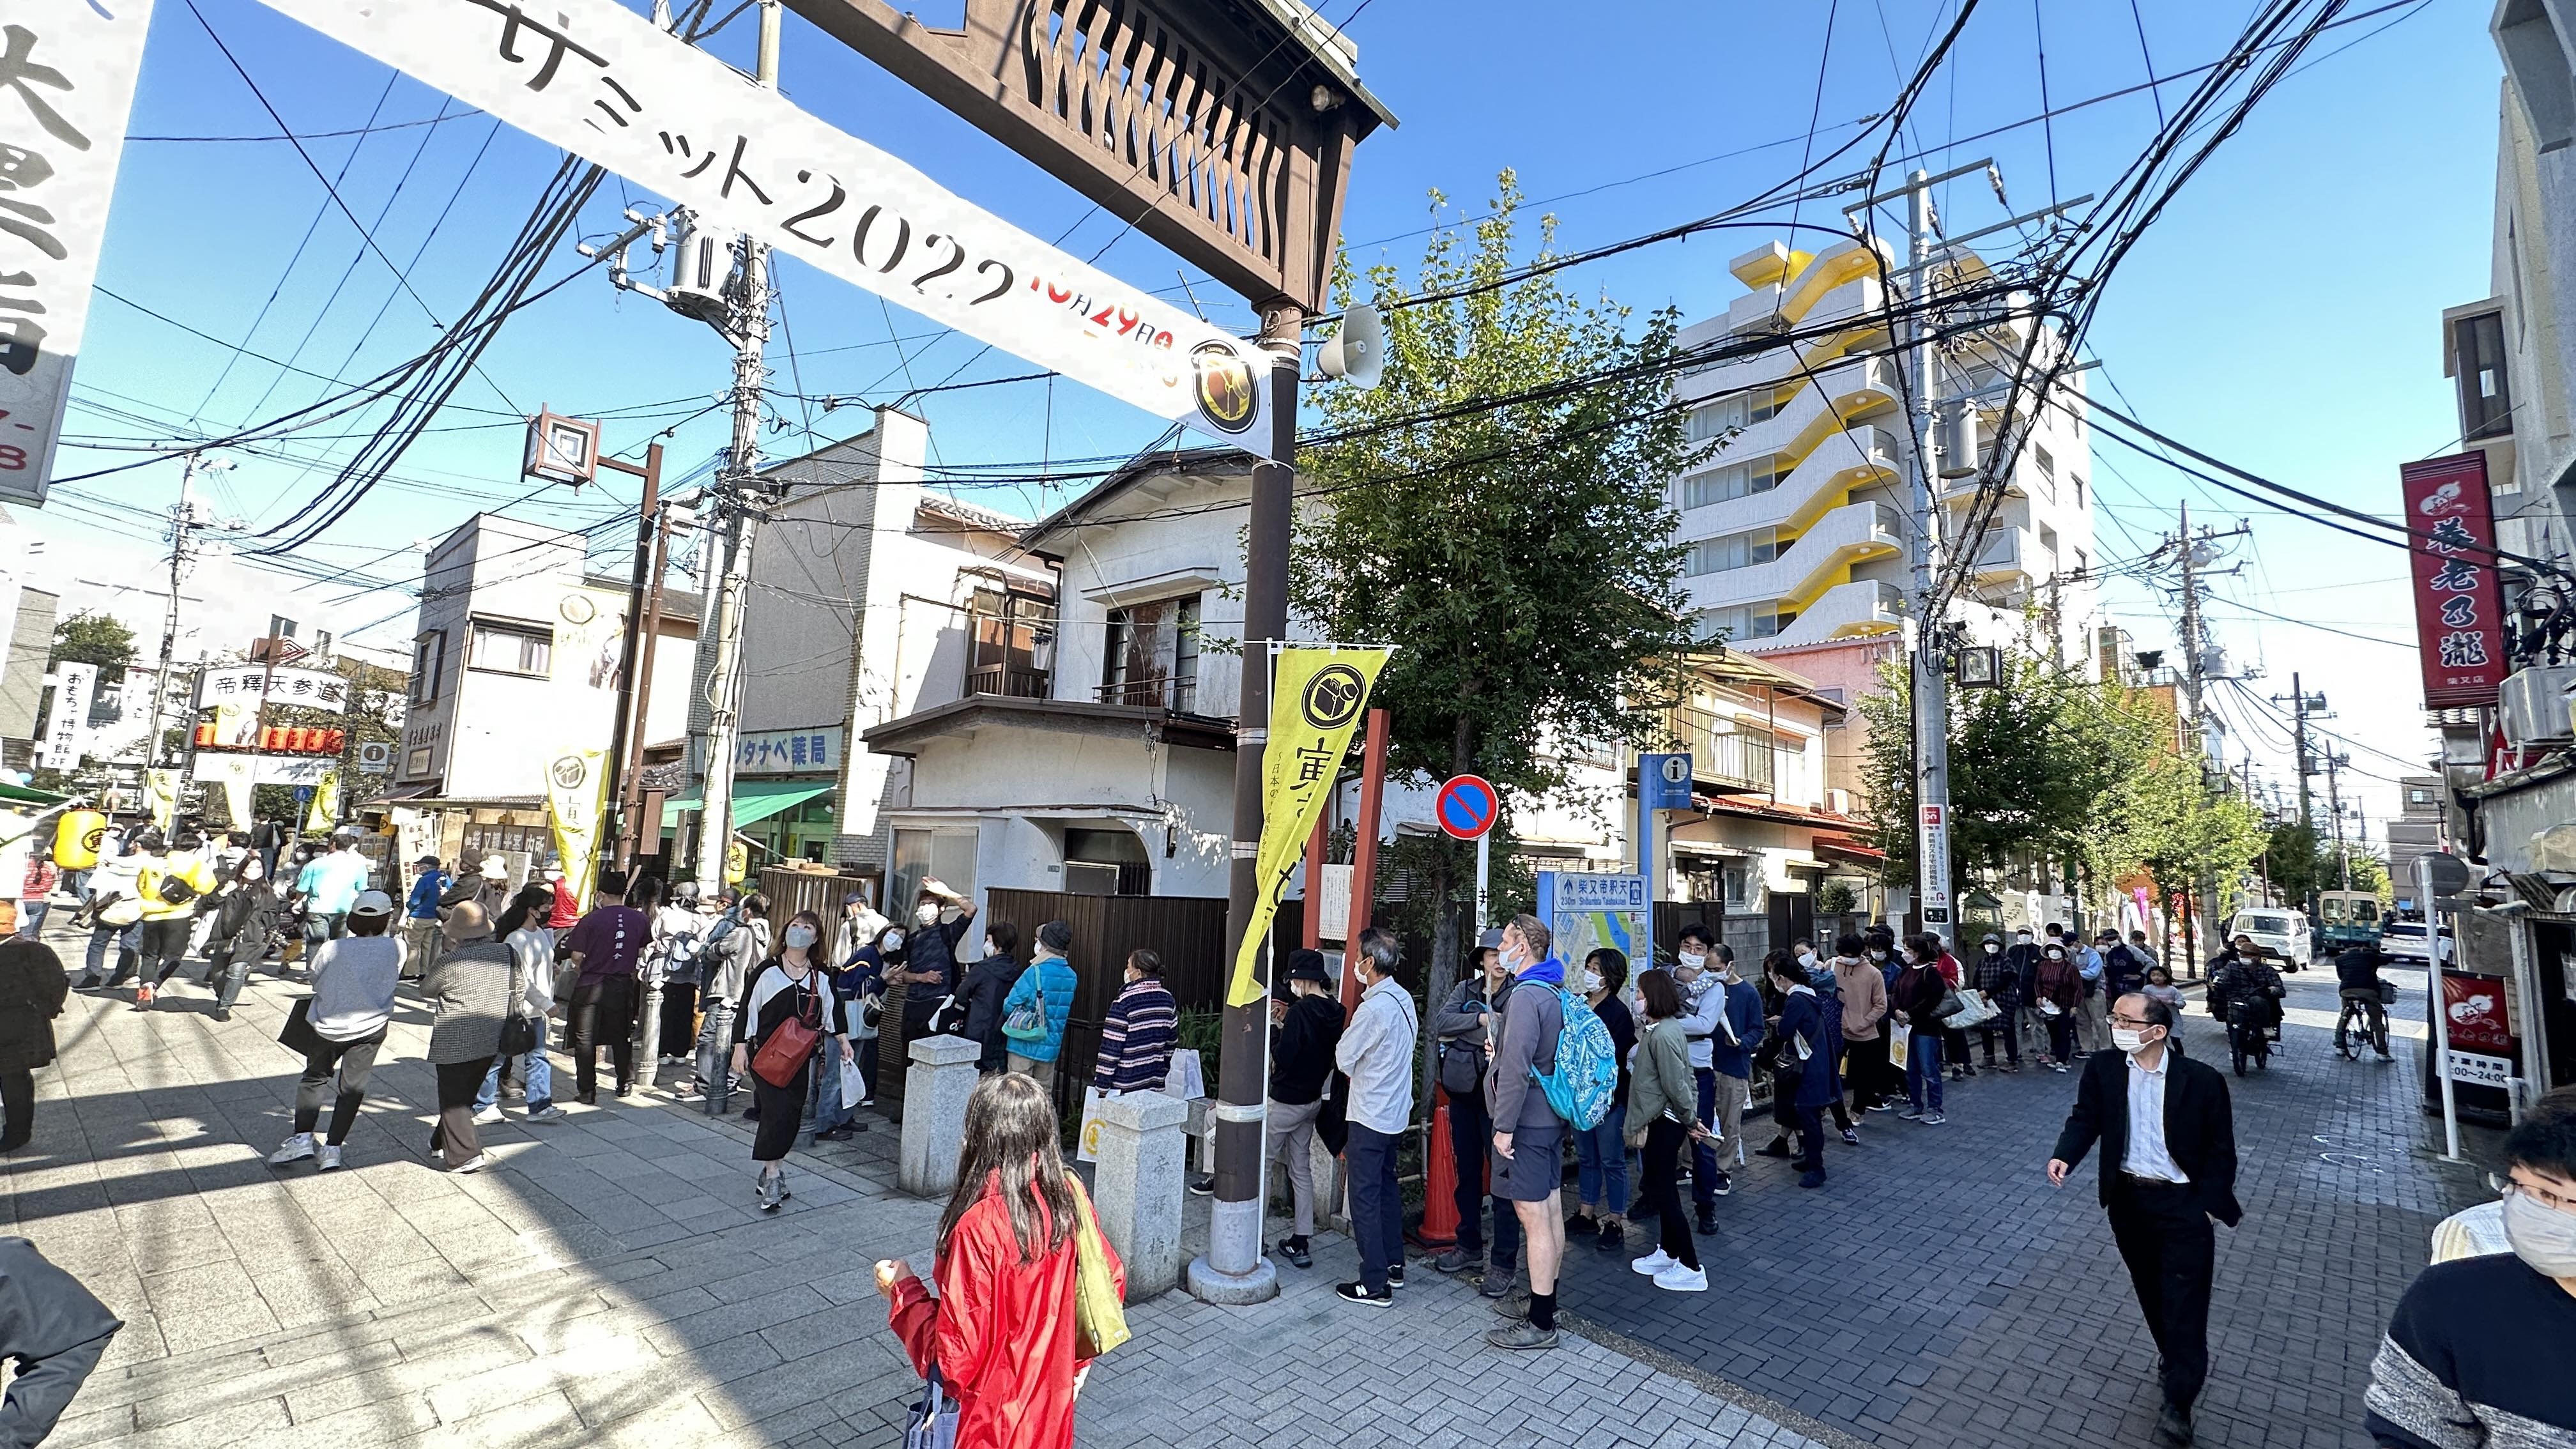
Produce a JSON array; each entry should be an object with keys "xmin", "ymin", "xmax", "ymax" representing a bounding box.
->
[
  {"xmin": 2031, "ymin": 942, "xmax": 2085, "ymax": 1073},
  {"xmin": 2365, "ymin": 1085, "xmax": 2576, "ymax": 1448},
  {"xmin": 206, "ymin": 856, "xmax": 286, "ymax": 1023},
  {"xmin": 1567, "ymin": 948, "xmax": 1636, "ymax": 1252},
  {"xmin": 733, "ymin": 910, "xmax": 857, "ymax": 1206},
  {"xmin": 1890, "ymin": 934, "xmax": 1949, "ymax": 1125},
  {"xmin": 839, "ymin": 924, "xmax": 903, "ymax": 1108},
  {"xmin": 1623, "ymin": 967, "xmax": 1706, "ymax": 1292},
  {"xmin": 1765, "ymin": 950, "xmax": 1839, "ymax": 1190},
  {"xmin": 1973, "ymin": 933, "xmax": 2024, "ymax": 1072},
  {"xmin": 898, "ymin": 883, "xmax": 978, "ymax": 1042}
]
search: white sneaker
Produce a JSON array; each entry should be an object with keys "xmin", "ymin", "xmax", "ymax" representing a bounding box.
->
[
  {"xmin": 471, "ymin": 1106, "xmax": 505, "ymax": 1125},
  {"xmin": 1630, "ymin": 1249, "xmax": 1676, "ymax": 1276},
  {"xmin": 1653, "ymin": 1262, "xmax": 1709, "ymax": 1292},
  {"xmin": 316, "ymin": 1145, "xmax": 342, "ymax": 1172},
  {"xmin": 525, "ymin": 1105, "xmax": 566, "ymax": 1123},
  {"xmin": 266, "ymin": 1133, "xmax": 315, "ymax": 1166},
  {"xmin": 450, "ymin": 1154, "xmax": 489, "ymax": 1174}
]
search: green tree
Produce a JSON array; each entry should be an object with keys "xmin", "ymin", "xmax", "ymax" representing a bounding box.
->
[
  {"xmin": 2130, "ymin": 751, "xmax": 2267, "ymax": 970},
  {"xmin": 1290, "ymin": 172, "xmax": 1696, "ymax": 1098},
  {"xmin": 50, "ymin": 610, "xmax": 137, "ymax": 682}
]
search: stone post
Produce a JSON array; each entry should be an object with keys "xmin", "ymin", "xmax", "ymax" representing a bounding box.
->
[
  {"xmin": 1089, "ymin": 1089, "xmax": 1188, "ymax": 1301},
  {"xmin": 898, "ymin": 1034, "xmax": 982, "ymax": 1197}
]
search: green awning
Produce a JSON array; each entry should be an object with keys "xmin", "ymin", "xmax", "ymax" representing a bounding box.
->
[
  {"xmin": 662, "ymin": 779, "xmax": 832, "ymax": 829},
  {"xmin": 0, "ymin": 782, "xmax": 70, "ymax": 807}
]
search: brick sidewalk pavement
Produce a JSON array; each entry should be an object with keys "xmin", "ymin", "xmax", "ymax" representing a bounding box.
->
[
  {"xmin": 1, "ymin": 927, "xmax": 1834, "ymax": 1448},
  {"xmin": 1551, "ymin": 967, "xmax": 2493, "ymax": 1449}
]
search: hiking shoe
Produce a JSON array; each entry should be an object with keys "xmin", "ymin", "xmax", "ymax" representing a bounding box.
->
[
  {"xmin": 1432, "ymin": 1247, "xmax": 1478, "ymax": 1275},
  {"xmin": 525, "ymin": 1106, "xmax": 566, "ymax": 1123},
  {"xmin": 316, "ymin": 1145, "xmax": 342, "ymax": 1172},
  {"xmin": 1920, "ymin": 1112, "xmax": 1947, "ymax": 1126},
  {"xmin": 1276, "ymin": 1237, "xmax": 1312, "ymax": 1269},
  {"xmin": 1490, "ymin": 1290, "xmax": 1531, "ymax": 1320},
  {"xmin": 1653, "ymin": 1262, "xmax": 1710, "ymax": 1292},
  {"xmin": 1333, "ymin": 1282, "xmax": 1392, "ymax": 1307},
  {"xmin": 1631, "ymin": 1248, "xmax": 1676, "ymax": 1276},
  {"xmin": 1486, "ymin": 1321, "xmax": 1558, "ymax": 1351},
  {"xmin": 266, "ymin": 1133, "xmax": 315, "ymax": 1166},
  {"xmin": 472, "ymin": 1106, "xmax": 505, "ymax": 1125},
  {"xmin": 1708, "ymin": 1170, "xmax": 1733, "ymax": 1197},
  {"xmin": 1840, "ymin": 1128, "xmax": 1862, "ymax": 1146}
]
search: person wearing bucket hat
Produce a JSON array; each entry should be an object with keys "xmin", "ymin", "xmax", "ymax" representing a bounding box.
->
[{"xmin": 266, "ymin": 890, "xmax": 404, "ymax": 1173}]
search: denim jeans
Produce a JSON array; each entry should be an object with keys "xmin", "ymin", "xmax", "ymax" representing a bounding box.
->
[
  {"xmin": 80, "ymin": 923, "xmax": 137, "ymax": 984},
  {"xmin": 1906, "ymin": 1030, "xmax": 1945, "ymax": 1113},
  {"xmin": 1574, "ymin": 1103, "xmax": 1629, "ymax": 1215},
  {"xmin": 808, "ymin": 1040, "xmax": 854, "ymax": 1133},
  {"xmin": 475, "ymin": 1018, "xmax": 554, "ymax": 1113},
  {"xmin": 1690, "ymin": 1066, "xmax": 1722, "ymax": 1208},
  {"xmin": 1346, "ymin": 1122, "xmax": 1404, "ymax": 1292},
  {"xmin": 21, "ymin": 900, "xmax": 48, "ymax": 937}
]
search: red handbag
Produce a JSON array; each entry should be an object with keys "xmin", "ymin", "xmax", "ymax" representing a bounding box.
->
[{"xmin": 750, "ymin": 984, "xmax": 823, "ymax": 1089}]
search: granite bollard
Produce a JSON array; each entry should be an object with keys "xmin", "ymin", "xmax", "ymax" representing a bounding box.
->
[
  {"xmin": 1087, "ymin": 1089, "xmax": 1188, "ymax": 1300},
  {"xmin": 898, "ymin": 1033, "xmax": 983, "ymax": 1197}
]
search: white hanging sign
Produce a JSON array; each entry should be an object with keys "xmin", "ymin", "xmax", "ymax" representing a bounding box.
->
[
  {"xmin": 42, "ymin": 661, "xmax": 94, "ymax": 768},
  {"xmin": 0, "ymin": 0, "xmax": 157, "ymax": 505},
  {"xmin": 252, "ymin": 0, "xmax": 1276, "ymax": 454}
]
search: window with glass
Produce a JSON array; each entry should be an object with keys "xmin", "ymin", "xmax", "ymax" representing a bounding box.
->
[
  {"xmin": 2451, "ymin": 310, "xmax": 2512, "ymax": 440},
  {"xmin": 1684, "ymin": 527, "xmax": 1781, "ymax": 576},
  {"xmin": 1102, "ymin": 594, "xmax": 1202, "ymax": 710},
  {"xmin": 467, "ymin": 621, "xmax": 553, "ymax": 677},
  {"xmin": 409, "ymin": 631, "xmax": 446, "ymax": 705},
  {"xmin": 1699, "ymin": 602, "xmax": 1784, "ymax": 641},
  {"xmin": 1685, "ymin": 390, "xmax": 1779, "ymax": 444},
  {"xmin": 1682, "ymin": 457, "xmax": 1782, "ymax": 510}
]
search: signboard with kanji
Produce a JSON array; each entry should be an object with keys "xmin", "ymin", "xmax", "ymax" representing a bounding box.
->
[
  {"xmin": 729, "ymin": 726, "xmax": 843, "ymax": 777},
  {"xmin": 195, "ymin": 665, "xmax": 351, "ymax": 711},
  {"xmin": 2402, "ymin": 452, "xmax": 2508, "ymax": 709}
]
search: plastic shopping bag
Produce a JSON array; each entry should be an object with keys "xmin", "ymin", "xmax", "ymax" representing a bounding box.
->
[
  {"xmin": 841, "ymin": 1052, "xmax": 866, "ymax": 1110},
  {"xmin": 1075, "ymin": 1086, "xmax": 1110, "ymax": 1164},
  {"xmin": 1887, "ymin": 1021, "xmax": 1912, "ymax": 1070},
  {"xmin": 1165, "ymin": 1048, "xmax": 1206, "ymax": 1102}
]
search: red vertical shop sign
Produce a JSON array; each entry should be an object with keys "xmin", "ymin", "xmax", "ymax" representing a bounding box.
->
[{"xmin": 2402, "ymin": 452, "xmax": 2509, "ymax": 709}]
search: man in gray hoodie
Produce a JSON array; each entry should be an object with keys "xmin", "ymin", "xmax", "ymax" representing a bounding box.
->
[{"xmin": 1485, "ymin": 912, "xmax": 1567, "ymax": 1353}]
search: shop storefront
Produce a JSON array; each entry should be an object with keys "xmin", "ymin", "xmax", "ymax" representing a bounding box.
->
[{"xmin": 666, "ymin": 724, "xmax": 849, "ymax": 873}]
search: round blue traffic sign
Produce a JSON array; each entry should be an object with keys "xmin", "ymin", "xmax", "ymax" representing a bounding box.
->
[{"xmin": 1436, "ymin": 774, "xmax": 1498, "ymax": 840}]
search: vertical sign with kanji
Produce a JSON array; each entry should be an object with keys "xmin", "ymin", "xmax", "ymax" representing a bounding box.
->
[
  {"xmin": 0, "ymin": 2, "xmax": 155, "ymax": 505},
  {"xmin": 2402, "ymin": 452, "xmax": 2508, "ymax": 709}
]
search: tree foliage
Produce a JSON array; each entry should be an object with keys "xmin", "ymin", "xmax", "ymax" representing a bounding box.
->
[
  {"xmin": 1290, "ymin": 172, "xmax": 1695, "ymax": 1104},
  {"xmin": 50, "ymin": 610, "xmax": 137, "ymax": 682},
  {"xmin": 2265, "ymin": 820, "xmax": 2391, "ymax": 904}
]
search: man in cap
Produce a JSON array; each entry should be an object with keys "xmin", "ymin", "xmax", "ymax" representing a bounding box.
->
[{"xmin": 402, "ymin": 855, "xmax": 447, "ymax": 979}]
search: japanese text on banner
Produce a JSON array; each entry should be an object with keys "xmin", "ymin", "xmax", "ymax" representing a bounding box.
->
[
  {"xmin": 545, "ymin": 749, "xmax": 608, "ymax": 906},
  {"xmin": 1227, "ymin": 648, "xmax": 1389, "ymax": 1008}
]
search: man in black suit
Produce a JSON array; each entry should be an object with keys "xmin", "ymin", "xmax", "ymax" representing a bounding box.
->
[{"xmin": 2048, "ymin": 992, "xmax": 2242, "ymax": 1447}]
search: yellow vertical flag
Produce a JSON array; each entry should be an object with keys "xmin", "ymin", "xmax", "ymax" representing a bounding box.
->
[
  {"xmin": 144, "ymin": 768, "xmax": 182, "ymax": 831},
  {"xmin": 303, "ymin": 769, "xmax": 341, "ymax": 832},
  {"xmin": 1227, "ymin": 647, "xmax": 1390, "ymax": 1007},
  {"xmin": 545, "ymin": 749, "xmax": 608, "ymax": 907}
]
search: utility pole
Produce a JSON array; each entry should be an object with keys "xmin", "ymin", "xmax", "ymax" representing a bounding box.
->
[
  {"xmin": 687, "ymin": 1, "xmax": 779, "ymax": 901},
  {"xmin": 594, "ymin": 442, "xmax": 666, "ymax": 873},
  {"xmin": 1899, "ymin": 168, "xmax": 1955, "ymax": 943},
  {"xmin": 146, "ymin": 454, "xmax": 227, "ymax": 780},
  {"xmin": 2325, "ymin": 749, "xmax": 2349, "ymax": 891}
]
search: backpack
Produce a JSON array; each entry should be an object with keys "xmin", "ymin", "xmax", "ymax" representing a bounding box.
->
[
  {"xmin": 659, "ymin": 926, "xmax": 705, "ymax": 985},
  {"xmin": 1531, "ymin": 986, "xmax": 1618, "ymax": 1130}
]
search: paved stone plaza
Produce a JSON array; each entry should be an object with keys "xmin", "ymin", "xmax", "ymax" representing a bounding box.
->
[{"xmin": 0, "ymin": 932, "xmax": 2489, "ymax": 1448}]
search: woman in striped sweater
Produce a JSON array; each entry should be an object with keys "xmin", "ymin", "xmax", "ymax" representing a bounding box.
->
[{"xmin": 1092, "ymin": 949, "xmax": 1177, "ymax": 1094}]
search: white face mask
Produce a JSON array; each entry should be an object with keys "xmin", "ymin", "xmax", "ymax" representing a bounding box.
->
[
  {"xmin": 1983, "ymin": 944, "xmax": 2001, "ymax": 956},
  {"xmin": 1868, "ymin": 948, "xmax": 1887, "ymax": 962},
  {"xmin": 1581, "ymin": 969, "xmax": 1604, "ymax": 994},
  {"xmin": 982, "ymin": 939, "xmax": 998, "ymax": 959},
  {"xmin": 2016, "ymin": 933, "xmax": 2034, "ymax": 944},
  {"xmin": 1897, "ymin": 948, "xmax": 1917, "ymax": 965},
  {"xmin": 783, "ymin": 924, "xmax": 818, "ymax": 949},
  {"xmin": 882, "ymin": 930, "xmax": 905, "ymax": 951},
  {"xmin": 2111, "ymin": 1027, "xmax": 2149, "ymax": 1054},
  {"xmin": 2501, "ymin": 1185, "xmax": 2576, "ymax": 1278},
  {"xmin": 1796, "ymin": 948, "xmax": 1816, "ymax": 965},
  {"xmin": 1677, "ymin": 950, "xmax": 1707, "ymax": 971},
  {"xmin": 916, "ymin": 905, "xmax": 939, "ymax": 925}
]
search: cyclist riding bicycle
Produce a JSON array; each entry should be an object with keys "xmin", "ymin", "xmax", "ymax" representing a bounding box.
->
[{"xmin": 2334, "ymin": 942, "xmax": 2395, "ymax": 1060}]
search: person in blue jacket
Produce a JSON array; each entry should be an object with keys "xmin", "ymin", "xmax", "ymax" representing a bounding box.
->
[
  {"xmin": 999, "ymin": 919, "xmax": 1078, "ymax": 1089},
  {"xmin": 1765, "ymin": 949, "xmax": 1843, "ymax": 1190}
]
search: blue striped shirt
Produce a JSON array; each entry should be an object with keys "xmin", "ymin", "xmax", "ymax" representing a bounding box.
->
[{"xmin": 1093, "ymin": 978, "xmax": 1177, "ymax": 1093}]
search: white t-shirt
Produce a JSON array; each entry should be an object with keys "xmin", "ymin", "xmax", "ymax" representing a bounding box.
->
[
  {"xmin": 506, "ymin": 925, "xmax": 556, "ymax": 1014},
  {"xmin": 307, "ymin": 935, "xmax": 406, "ymax": 1041}
]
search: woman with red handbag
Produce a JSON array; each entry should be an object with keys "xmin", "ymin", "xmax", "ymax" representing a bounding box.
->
[{"xmin": 730, "ymin": 909, "xmax": 852, "ymax": 1211}]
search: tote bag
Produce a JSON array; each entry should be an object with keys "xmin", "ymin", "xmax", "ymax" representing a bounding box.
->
[
  {"xmin": 903, "ymin": 1368, "xmax": 958, "ymax": 1449},
  {"xmin": 1064, "ymin": 1173, "xmax": 1130, "ymax": 1358}
]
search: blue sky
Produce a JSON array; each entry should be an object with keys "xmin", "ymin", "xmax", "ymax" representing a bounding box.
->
[{"xmin": 58, "ymin": 0, "xmax": 2499, "ymax": 829}]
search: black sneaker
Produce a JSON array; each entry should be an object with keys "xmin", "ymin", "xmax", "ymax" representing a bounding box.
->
[
  {"xmin": 1840, "ymin": 1127, "xmax": 1862, "ymax": 1146},
  {"xmin": 1757, "ymin": 1139, "xmax": 1793, "ymax": 1159},
  {"xmin": 1276, "ymin": 1237, "xmax": 1312, "ymax": 1269},
  {"xmin": 1594, "ymin": 1220, "xmax": 1623, "ymax": 1252},
  {"xmin": 1708, "ymin": 1170, "xmax": 1732, "ymax": 1197},
  {"xmin": 1386, "ymin": 1264, "xmax": 1406, "ymax": 1289},
  {"xmin": 1694, "ymin": 1209, "xmax": 1719, "ymax": 1236},
  {"xmin": 1334, "ymin": 1282, "xmax": 1392, "ymax": 1307},
  {"xmin": 1186, "ymin": 1173, "xmax": 1216, "ymax": 1197}
]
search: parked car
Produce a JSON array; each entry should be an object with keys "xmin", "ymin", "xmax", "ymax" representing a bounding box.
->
[
  {"xmin": 2380, "ymin": 920, "xmax": 2455, "ymax": 964},
  {"xmin": 2225, "ymin": 907, "xmax": 2312, "ymax": 971}
]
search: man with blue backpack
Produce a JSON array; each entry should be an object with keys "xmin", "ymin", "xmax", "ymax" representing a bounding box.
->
[{"xmin": 1483, "ymin": 912, "xmax": 1620, "ymax": 1353}]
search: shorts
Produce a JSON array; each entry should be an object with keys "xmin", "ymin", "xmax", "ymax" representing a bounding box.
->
[{"xmin": 1493, "ymin": 1117, "xmax": 1567, "ymax": 1201}]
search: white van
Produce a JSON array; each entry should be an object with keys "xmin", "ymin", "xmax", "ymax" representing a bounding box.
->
[{"xmin": 2224, "ymin": 907, "xmax": 2312, "ymax": 971}]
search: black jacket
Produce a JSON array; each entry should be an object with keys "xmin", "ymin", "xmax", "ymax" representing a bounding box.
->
[
  {"xmin": 1269, "ymin": 993, "xmax": 1345, "ymax": 1105},
  {"xmin": 2051, "ymin": 1046, "xmax": 2243, "ymax": 1227},
  {"xmin": 2335, "ymin": 946, "xmax": 2389, "ymax": 993},
  {"xmin": 2103, "ymin": 944, "xmax": 2151, "ymax": 999},
  {"xmin": 956, "ymin": 953, "xmax": 1026, "ymax": 1072},
  {"xmin": 0, "ymin": 940, "xmax": 68, "ymax": 1073}
]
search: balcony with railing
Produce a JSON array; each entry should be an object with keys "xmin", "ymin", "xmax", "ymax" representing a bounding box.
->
[
  {"xmin": 1680, "ymin": 424, "xmax": 1904, "ymax": 535},
  {"xmin": 1758, "ymin": 579, "xmax": 1905, "ymax": 651},
  {"xmin": 1680, "ymin": 500, "xmax": 1904, "ymax": 614},
  {"xmin": 1098, "ymin": 674, "xmax": 1199, "ymax": 714},
  {"xmin": 1660, "ymin": 704, "xmax": 1780, "ymax": 794},
  {"xmin": 964, "ymin": 664, "xmax": 1052, "ymax": 700}
]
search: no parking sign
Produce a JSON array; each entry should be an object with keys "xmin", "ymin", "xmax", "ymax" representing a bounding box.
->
[{"xmin": 1436, "ymin": 775, "xmax": 1498, "ymax": 839}]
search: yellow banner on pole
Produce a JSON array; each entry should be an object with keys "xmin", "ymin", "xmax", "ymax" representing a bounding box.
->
[
  {"xmin": 144, "ymin": 768, "xmax": 181, "ymax": 831},
  {"xmin": 546, "ymin": 749, "xmax": 609, "ymax": 907},
  {"xmin": 1227, "ymin": 647, "xmax": 1390, "ymax": 1007},
  {"xmin": 303, "ymin": 770, "xmax": 341, "ymax": 832}
]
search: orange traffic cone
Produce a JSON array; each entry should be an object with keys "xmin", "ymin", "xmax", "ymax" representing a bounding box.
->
[{"xmin": 1419, "ymin": 1087, "xmax": 1460, "ymax": 1248}]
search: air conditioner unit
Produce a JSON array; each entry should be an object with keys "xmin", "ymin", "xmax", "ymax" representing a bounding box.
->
[
  {"xmin": 1823, "ymin": 788, "xmax": 1853, "ymax": 815},
  {"xmin": 2499, "ymin": 666, "xmax": 2576, "ymax": 748},
  {"xmin": 1063, "ymin": 861, "xmax": 1120, "ymax": 896},
  {"xmin": 663, "ymin": 213, "xmax": 734, "ymax": 328}
]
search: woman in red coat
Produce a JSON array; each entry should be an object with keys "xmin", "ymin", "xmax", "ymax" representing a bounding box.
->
[{"xmin": 878, "ymin": 1071, "xmax": 1123, "ymax": 1449}]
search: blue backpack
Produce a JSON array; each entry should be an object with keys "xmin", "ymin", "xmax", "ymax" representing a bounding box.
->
[{"xmin": 1533, "ymin": 986, "xmax": 1619, "ymax": 1130}]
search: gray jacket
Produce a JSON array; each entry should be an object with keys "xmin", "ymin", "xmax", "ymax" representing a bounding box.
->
[
  {"xmin": 424, "ymin": 940, "xmax": 519, "ymax": 1065},
  {"xmin": 1484, "ymin": 967, "xmax": 1563, "ymax": 1133}
]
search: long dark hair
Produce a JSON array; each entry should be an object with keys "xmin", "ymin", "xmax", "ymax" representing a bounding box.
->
[
  {"xmin": 495, "ymin": 884, "xmax": 553, "ymax": 938},
  {"xmin": 938, "ymin": 1073, "xmax": 1078, "ymax": 1265}
]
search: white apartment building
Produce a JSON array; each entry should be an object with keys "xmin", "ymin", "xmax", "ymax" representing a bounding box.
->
[{"xmin": 1671, "ymin": 237, "xmax": 2097, "ymax": 669}]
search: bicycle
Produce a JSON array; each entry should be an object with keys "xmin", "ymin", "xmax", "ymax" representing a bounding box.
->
[
  {"xmin": 2226, "ymin": 994, "xmax": 2278, "ymax": 1077},
  {"xmin": 2335, "ymin": 985, "xmax": 2393, "ymax": 1061}
]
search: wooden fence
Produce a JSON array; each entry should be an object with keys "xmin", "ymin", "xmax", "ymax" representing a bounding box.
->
[{"xmin": 876, "ymin": 889, "xmax": 1229, "ymax": 1119}]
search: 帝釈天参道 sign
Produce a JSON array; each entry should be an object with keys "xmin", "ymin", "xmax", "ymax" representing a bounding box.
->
[{"xmin": 254, "ymin": 0, "xmax": 1278, "ymax": 452}]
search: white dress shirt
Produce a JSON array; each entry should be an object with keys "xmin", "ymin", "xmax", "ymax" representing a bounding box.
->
[{"xmin": 2120, "ymin": 1048, "xmax": 2191, "ymax": 1183}]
